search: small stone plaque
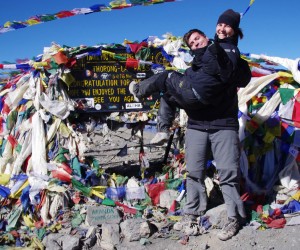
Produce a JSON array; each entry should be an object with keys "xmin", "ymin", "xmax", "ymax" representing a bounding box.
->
[{"xmin": 86, "ymin": 205, "xmax": 121, "ymax": 225}]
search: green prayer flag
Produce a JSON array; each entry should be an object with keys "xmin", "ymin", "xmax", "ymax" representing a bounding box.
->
[
  {"xmin": 71, "ymin": 212, "xmax": 85, "ymax": 228},
  {"xmin": 101, "ymin": 197, "xmax": 116, "ymax": 206},
  {"xmin": 71, "ymin": 156, "xmax": 82, "ymax": 178},
  {"xmin": 71, "ymin": 178, "xmax": 91, "ymax": 196},
  {"xmin": 165, "ymin": 178, "xmax": 182, "ymax": 190},
  {"xmin": 279, "ymin": 88, "xmax": 295, "ymax": 105}
]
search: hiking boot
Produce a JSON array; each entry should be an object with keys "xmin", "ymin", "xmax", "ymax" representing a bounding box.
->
[
  {"xmin": 129, "ymin": 81, "xmax": 140, "ymax": 102},
  {"xmin": 150, "ymin": 132, "xmax": 170, "ymax": 145},
  {"xmin": 217, "ymin": 217, "xmax": 240, "ymax": 241}
]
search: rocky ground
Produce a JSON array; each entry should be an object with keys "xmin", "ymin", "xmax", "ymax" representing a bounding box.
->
[
  {"xmin": 115, "ymin": 224, "xmax": 300, "ymax": 250},
  {"xmin": 80, "ymin": 121, "xmax": 300, "ymax": 250}
]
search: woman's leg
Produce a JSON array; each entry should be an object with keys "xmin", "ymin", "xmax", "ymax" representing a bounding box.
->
[
  {"xmin": 210, "ymin": 129, "xmax": 246, "ymax": 219},
  {"xmin": 184, "ymin": 128, "xmax": 209, "ymax": 216}
]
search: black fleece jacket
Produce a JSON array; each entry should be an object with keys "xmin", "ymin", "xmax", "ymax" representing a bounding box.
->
[{"xmin": 186, "ymin": 36, "xmax": 251, "ymax": 131}]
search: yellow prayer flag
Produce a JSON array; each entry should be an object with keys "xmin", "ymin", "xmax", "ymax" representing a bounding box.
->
[
  {"xmin": 26, "ymin": 19, "xmax": 40, "ymax": 26},
  {"xmin": 268, "ymin": 125, "xmax": 281, "ymax": 137},
  {"xmin": 0, "ymin": 174, "xmax": 10, "ymax": 185},
  {"xmin": 33, "ymin": 61, "xmax": 48, "ymax": 69},
  {"xmin": 4, "ymin": 21, "xmax": 12, "ymax": 28},
  {"xmin": 278, "ymin": 71, "xmax": 293, "ymax": 78},
  {"xmin": 291, "ymin": 190, "xmax": 300, "ymax": 201},
  {"xmin": 102, "ymin": 50, "xmax": 115, "ymax": 58},
  {"xmin": 30, "ymin": 237, "xmax": 45, "ymax": 250},
  {"xmin": 263, "ymin": 131, "xmax": 275, "ymax": 143},
  {"xmin": 91, "ymin": 189, "xmax": 105, "ymax": 199},
  {"xmin": 248, "ymin": 154, "xmax": 256, "ymax": 163},
  {"xmin": 10, "ymin": 179, "xmax": 29, "ymax": 199},
  {"xmin": 48, "ymin": 222, "xmax": 62, "ymax": 232},
  {"xmin": 23, "ymin": 214, "xmax": 36, "ymax": 229}
]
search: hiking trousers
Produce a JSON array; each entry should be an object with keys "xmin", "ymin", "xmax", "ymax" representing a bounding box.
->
[
  {"xmin": 136, "ymin": 71, "xmax": 204, "ymax": 132},
  {"xmin": 184, "ymin": 128, "xmax": 246, "ymax": 218}
]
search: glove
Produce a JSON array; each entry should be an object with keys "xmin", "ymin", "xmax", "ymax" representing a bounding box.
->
[{"xmin": 208, "ymin": 40, "xmax": 223, "ymax": 55}]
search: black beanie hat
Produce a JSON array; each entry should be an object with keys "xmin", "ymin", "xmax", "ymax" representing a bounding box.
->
[{"xmin": 217, "ymin": 9, "xmax": 240, "ymax": 32}]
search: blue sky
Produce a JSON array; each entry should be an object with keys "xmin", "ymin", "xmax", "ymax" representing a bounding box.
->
[{"xmin": 0, "ymin": 0, "xmax": 298, "ymax": 63}]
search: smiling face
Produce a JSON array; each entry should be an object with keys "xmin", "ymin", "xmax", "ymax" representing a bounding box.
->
[
  {"xmin": 216, "ymin": 23, "xmax": 235, "ymax": 39},
  {"xmin": 187, "ymin": 32, "xmax": 209, "ymax": 50}
]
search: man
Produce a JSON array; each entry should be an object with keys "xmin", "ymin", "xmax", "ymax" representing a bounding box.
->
[{"xmin": 129, "ymin": 29, "xmax": 236, "ymax": 144}]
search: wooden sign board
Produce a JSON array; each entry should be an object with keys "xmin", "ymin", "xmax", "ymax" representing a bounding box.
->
[{"xmin": 69, "ymin": 47, "xmax": 170, "ymax": 112}]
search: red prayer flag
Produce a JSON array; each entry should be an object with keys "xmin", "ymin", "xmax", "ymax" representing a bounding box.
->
[
  {"xmin": 52, "ymin": 51, "xmax": 69, "ymax": 65},
  {"xmin": 292, "ymin": 92, "xmax": 300, "ymax": 125},
  {"xmin": 125, "ymin": 58, "xmax": 139, "ymax": 69}
]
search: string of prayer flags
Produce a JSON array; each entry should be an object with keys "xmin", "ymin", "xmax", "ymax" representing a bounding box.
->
[
  {"xmin": 0, "ymin": 1, "xmax": 177, "ymax": 34},
  {"xmin": 241, "ymin": 0, "xmax": 255, "ymax": 18}
]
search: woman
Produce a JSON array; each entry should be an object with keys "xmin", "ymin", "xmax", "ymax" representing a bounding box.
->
[{"xmin": 179, "ymin": 9, "xmax": 250, "ymax": 241}]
